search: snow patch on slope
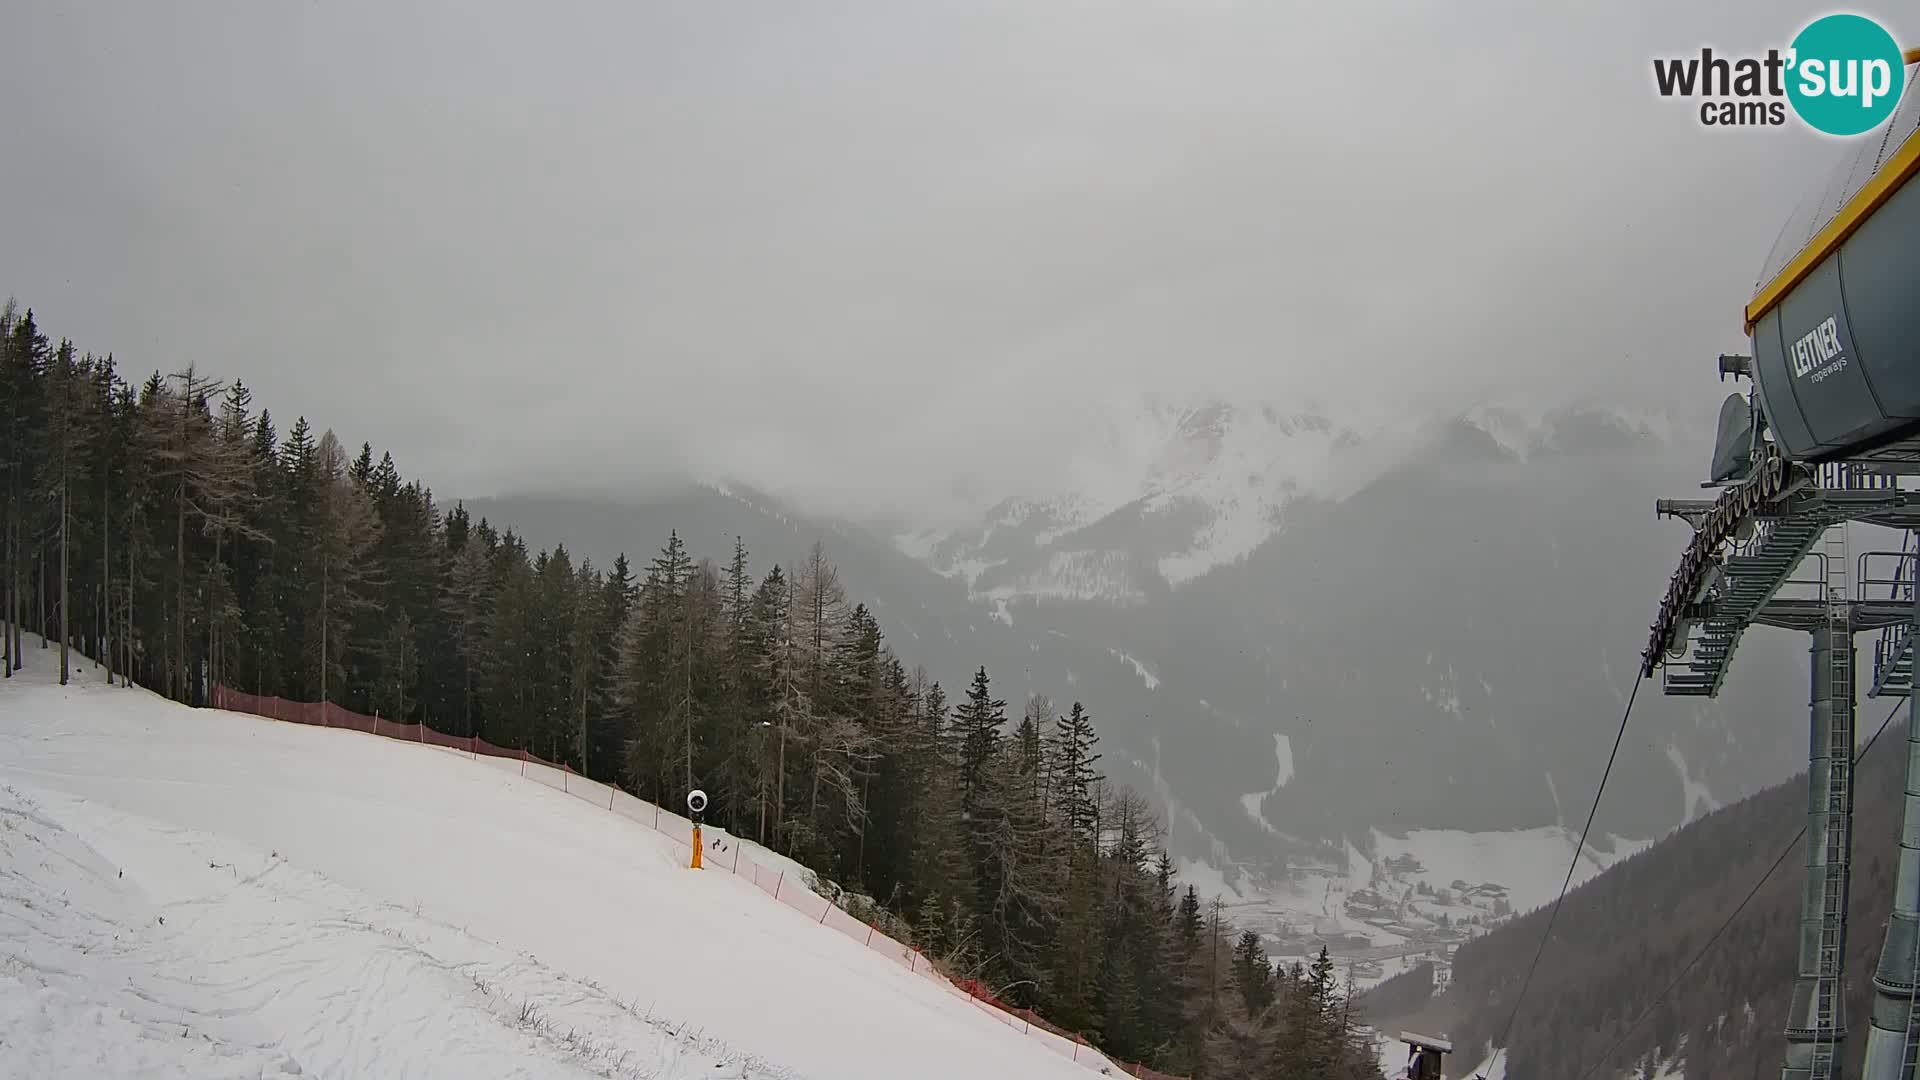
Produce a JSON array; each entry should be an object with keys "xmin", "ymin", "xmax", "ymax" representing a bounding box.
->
[
  {"xmin": 948, "ymin": 558, "xmax": 1005, "ymax": 591},
  {"xmin": 1146, "ymin": 737, "xmax": 1235, "ymax": 873},
  {"xmin": 1238, "ymin": 734, "xmax": 1296, "ymax": 836},
  {"xmin": 979, "ymin": 550, "xmax": 1146, "ymax": 605},
  {"xmin": 1666, "ymin": 745, "xmax": 1721, "ymax": 825},
  {"xmin": 1141, "ymin": 407, "xmax": 1352, "ymax": 586},
  {"xmin": 1344, "ymin": 839, "xmax": 1373, "ymax": 892},
  {"xmin": 1240, "ymin": 792, "xmax": 1278, "ymax": 834},
  {"xmin": 1109, "ymin": 649, "xmax": 1160, "ymax": 690},
  {"xmin": 1173, "ymin": 857, "xmax": 1247, "ymax": 906},
  {"xmin": 1269, "ymin": 733, "xmax": 1295, "ymax": 788}
]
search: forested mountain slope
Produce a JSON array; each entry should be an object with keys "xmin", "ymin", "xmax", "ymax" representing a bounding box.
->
[{"xmin": 1362, "ymin": 706, "xmax": 1910, "ymax": 1078}]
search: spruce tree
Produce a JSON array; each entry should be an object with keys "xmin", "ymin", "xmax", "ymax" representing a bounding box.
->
[
  {"xmin": 377, "ymin": 611, "xmax": 418, "ymax": 721},
  {"xmin": 1050, "ymin": 702, "xmax": 1102, "ymax": 839},
  {"xmin": 1231, "ymin": 929, "xmax": 1275, "ymax": 1016},
  {"xmin": 1177, "ymin": 885, "xmax": 1204, "ymax": 952},
  {"xmin": 975, "ymin": 740, "xmax": 1062, "ymax": 999},
  {"xmin": 952, "ymin": 666, "xmax": 1005, "ymax": 825},
  {"xmin": 39, "ymin": 340, "xmax": 90, "ymax": 684}
]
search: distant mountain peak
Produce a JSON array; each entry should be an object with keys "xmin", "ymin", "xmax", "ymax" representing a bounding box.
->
[
  {"xmin": 895, "ymin": 391, "xmax": 1687, "ymax": 604},
  {"xmin": 1459, "ymin": 393, "xmax": 1688, "ymax": 460}
]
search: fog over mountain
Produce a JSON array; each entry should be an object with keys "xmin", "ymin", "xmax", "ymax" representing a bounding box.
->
[
  {"xmin": 1, "ymin": 0, "xmax": 1846, "ymax": 527},
  {"xmin": 472, "ymin": 392, "xmax": 1812, "ymax": 895}
]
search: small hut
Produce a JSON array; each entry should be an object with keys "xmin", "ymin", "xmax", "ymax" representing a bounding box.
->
[{"xmin": 1395, "ymin": 1031, "xmax": 1452, "ymax": 1080}]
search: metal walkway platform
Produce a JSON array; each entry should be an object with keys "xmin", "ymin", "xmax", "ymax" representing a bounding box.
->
[{"xmin": 1656, "ymin": 466, "xmax": 1914, "ymax": 697}]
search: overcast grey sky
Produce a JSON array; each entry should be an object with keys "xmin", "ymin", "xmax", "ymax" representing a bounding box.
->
[{"xmin": 0, "ymin": 1, "xmax": 1891, "ymax": 523}]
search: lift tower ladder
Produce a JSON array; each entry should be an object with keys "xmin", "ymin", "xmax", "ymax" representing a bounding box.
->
[
  {"xmin": 1809, "ymin": 522, "xmax": 1855, "ymax": 1078},
  {"xmin": 1868, "ymin": 527, "xmax": 1920, "ymax": 1080}
]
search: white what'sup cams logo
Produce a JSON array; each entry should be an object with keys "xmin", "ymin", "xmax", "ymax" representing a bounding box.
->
[{"xmin": 1652, "ymin": 13, "xmax": 1907, "ymax": 135}]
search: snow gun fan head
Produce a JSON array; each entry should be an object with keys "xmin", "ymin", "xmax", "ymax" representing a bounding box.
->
[{"xmin": 686, "ymin": 789, "xmax": 708, "ymax": 817}]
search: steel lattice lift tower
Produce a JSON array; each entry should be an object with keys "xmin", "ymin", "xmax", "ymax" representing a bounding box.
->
[{"xmin": 1644, "ymin": 77, "xmax": 1920, "ymax": 1080}]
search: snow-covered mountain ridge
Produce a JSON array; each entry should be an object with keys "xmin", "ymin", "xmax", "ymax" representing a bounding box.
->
[{"xmin": 897, "ymin": 394, "xmax": 1688, "ymax": 605}]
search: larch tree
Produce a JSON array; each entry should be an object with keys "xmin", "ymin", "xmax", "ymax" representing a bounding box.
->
[
  {"xmin": 311, "ymin": 429, "xmax": 382, "ymax": 707},
  {"xmin": 751, "ymin": 564, "xmax": 810, "ymax": 850},
  {"xmin": 135, "ymin": 366, "xmax": 261, "ymax": 701}
]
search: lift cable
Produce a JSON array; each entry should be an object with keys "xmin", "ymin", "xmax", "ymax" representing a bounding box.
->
[
  {"xmin": 1485, "ymin": 672, "xmax": 1646, "ymax": 1076},
  {"xmin": 1569, "ymin": 694, "xmax": 1907, "ymax": 1080}
]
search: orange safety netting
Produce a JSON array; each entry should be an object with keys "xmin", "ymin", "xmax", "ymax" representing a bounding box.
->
[{"xmin": 208, "ymin": 685, "xmax": 1183, "ymax": 1080}]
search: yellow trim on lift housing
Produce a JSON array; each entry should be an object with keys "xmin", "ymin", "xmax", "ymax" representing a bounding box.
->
[
  {"xmin": 1746, "ymin": 127, "xmax": 1920, "ymax": 333},
  {"xmin": 1746, "ymin": 50, "xmax": 1920, "ymax": 333}
]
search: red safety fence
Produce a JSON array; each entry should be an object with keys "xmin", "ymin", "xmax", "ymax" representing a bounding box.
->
[{"xmin": 208, "ymin": 685, "xmax": 1183, "ymax": 1079}]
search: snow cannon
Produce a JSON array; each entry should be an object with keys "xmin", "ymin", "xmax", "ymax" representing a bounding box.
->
[
  {"xmin": 687, "ymin": 789, "xmax": 708, "ymax": 869},
  {"xmin": 1746, "ymin": 64, "xmax": 1920, "ymax": 464},
  {"xmin": 1396, "ymin": 1031, "xmax": 1450, "ymax": 1080}
]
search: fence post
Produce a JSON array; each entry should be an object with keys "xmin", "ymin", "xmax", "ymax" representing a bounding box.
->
[
  {"xmin": 865, "ymin": 922, "xmax": 874, "ymax": 946},
  {"xmin": 471, "ymin": 734, "xmax": 477, "ymax": 760},
  {"xmin": 731, "ymin": 844, "xmax": 740, "ymax": 873},
  {"xmin": 774, "ymin": 872, "xmax": 783, "ymax": 900},
  {"xmin": 520, "ymin": 749, "xmax": 526, "ymax": 777}
]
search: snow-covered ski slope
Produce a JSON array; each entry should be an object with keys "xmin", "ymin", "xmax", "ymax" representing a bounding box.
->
[{"xmin": 0, "ymin": 658, "xmax": 1111, "ymax": 1079}]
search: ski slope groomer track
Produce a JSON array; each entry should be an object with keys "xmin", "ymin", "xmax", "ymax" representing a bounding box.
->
[{"xmin": 0, "ymin": 662, "xmax": 1106, "ymax": 1079}]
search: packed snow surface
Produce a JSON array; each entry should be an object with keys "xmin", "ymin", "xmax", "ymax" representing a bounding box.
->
[{"xmin": 0, "ymin": 660, "xmax": 1104, "ymax": 1080}]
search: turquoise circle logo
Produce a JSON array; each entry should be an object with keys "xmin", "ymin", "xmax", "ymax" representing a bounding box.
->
[{"xmin": 1786, "ymin": 14, "xmax": 1905, "ymax": 135}]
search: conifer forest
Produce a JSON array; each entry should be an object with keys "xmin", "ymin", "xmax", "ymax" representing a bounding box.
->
[{"xmin": 0, "ymin": 302, "xmax": 1385, "ymax": 1078}]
